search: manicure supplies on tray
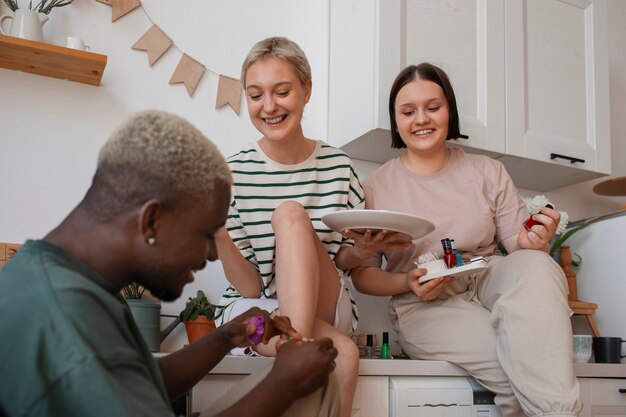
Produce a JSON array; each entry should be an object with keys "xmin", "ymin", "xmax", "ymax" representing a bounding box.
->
[{"xmin": 414, "ymin": 238, "xmax": 487, "ymax": 283}]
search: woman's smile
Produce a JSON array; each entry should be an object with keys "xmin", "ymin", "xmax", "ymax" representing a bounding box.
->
[{"xmin": 264, "ymin": 114, "xmax": 287, "ymax": 125}]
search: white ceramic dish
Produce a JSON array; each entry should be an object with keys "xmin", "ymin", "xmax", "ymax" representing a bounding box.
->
[
  {"xmin": 415, "ymin": 260, "xmax": 488, "ymax": 283},
  {"xmin": 321, "ymin": 209, "xmax": 435, "ymax": 242}
]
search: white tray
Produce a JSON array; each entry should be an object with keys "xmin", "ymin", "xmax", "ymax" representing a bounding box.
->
[{"xmin": 416, "ymin": 260, "xmax": 488, "ymax": 283}]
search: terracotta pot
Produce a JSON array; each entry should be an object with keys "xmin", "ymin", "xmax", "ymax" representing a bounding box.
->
[{"xmin": 183, "ymin": 316, "xmax": 216, "ymax": 344}]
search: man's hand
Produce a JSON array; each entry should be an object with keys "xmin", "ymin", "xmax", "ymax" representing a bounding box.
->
[
  {"xmin": 266, "ymin": 337, "xmax": 338, "ymax": 400},
  {"xmin": 223, "ymin": 307, "xmax": 303, "ymax": 348}
]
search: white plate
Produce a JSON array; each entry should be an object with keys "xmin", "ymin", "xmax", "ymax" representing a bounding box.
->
[
  {"xmin": 416, "ymin": 260, "xmax": 488, "ymax": 283},
  {"xmin": 321, "ymin": 209, "xmax": 435, "ymax": 242}
]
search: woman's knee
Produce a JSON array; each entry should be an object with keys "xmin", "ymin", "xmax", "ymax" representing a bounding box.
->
[
  {"xmin": 491, "ymin": 249, "xmax": 567, "ymax": 294},
  {"xmin": 508, "ymin": 248, "xmax": 553, "ymax": 265},
  {"xmin": 340, "ymin": 340, "xmax": 360, "ymax": 372},
  {"xmin": 330, "ymin": 332, "xmax": 360, "ymax": 365},
  {"xmin": 271, "ymin": 201, "xmax": 309, "ymax": 229}
]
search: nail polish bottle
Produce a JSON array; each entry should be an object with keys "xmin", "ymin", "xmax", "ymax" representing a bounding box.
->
[
  {"xmin": 365, "ymin": 334, "xmax": 374, "ymax": 359},
  {"xmin": 523, "ymin": 203, "xmax": 554, "ymax": 231},
  {"xmin": 381, "ymin": 332, "xmax": 390, "ymax": 359},
  {"xmin": 441, "ymin": 239, "xmax": 457, "ymax": 269},
  {"xmin": 247, "ymin": 316, "xmax": 265, "ymax": 345},
  {"xmin": 450, "ymin": 239, "xmax": 463, "ymax": 267}
]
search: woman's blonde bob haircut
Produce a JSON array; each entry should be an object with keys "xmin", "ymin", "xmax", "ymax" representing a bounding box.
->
[{"xmin": 240, "ymin": 36, "xmax": 312, "ymax": 87}]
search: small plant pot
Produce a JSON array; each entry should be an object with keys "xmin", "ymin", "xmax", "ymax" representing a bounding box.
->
[{"xmin": 183, "ymin": 316, "xmax": 216, "ymax": 344}]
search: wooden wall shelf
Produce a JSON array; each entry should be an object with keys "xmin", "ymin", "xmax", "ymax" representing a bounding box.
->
[{"xmin": 0, "ymin": 35, "xmax": 107, "ymax": 86}]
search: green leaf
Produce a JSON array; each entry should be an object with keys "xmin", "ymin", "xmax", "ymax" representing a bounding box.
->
[
  {"xmin": 180, "ymin": 290, "xmax": 216, "ymax": 321},
  {"xmin": 549, "ymin": 224, "xmax": 590, "ymax": 257},
  {"xmin": 122, "ymin": 282, "xmax": 145, "ymax": 299}
]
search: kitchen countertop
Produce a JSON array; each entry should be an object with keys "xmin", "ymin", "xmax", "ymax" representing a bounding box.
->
[{"xmin": 188, "ymin": 355, "xmax": 626, "ymax": 378}]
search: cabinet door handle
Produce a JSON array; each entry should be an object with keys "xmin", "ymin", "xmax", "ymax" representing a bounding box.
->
[
  {"xmin": 620, "ymin": 388, "xmax": 626, "ymax": 393},
  {"xmin": 550, "ymin": 153, "xmax": 585, "ymax": 164}
]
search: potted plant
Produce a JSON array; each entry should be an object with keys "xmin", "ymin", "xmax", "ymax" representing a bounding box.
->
[
  {"xmin": 122, "ymin": 282, "xmax": 162, "ymax": 352},
  {"xmin": 3, "ymin": 0, "xmax": 73, "ymax": 15},
  {"xmin": 180, "ymin": 290, "xmax": 216, "ymax": 343}
]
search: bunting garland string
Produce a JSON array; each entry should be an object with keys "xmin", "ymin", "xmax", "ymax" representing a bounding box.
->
[{"xmin": 108, "ymin": 0, "xmax": 243, "ymax": 115}]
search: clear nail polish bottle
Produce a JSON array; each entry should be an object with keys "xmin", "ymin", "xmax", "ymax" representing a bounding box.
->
[{"xmin": 365, "ymin": 334, "xmax": 374, "ymax": 358}]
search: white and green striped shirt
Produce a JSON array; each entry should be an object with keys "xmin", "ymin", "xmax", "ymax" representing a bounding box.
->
[{"xmin": 216, "ymin": 141, "xmax": 364, "ymax": 331}]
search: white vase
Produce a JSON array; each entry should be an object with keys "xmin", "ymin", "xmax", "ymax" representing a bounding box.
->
[{"xmin": 0, "ymin": 9, "xmax": 49, "ymax": 42}]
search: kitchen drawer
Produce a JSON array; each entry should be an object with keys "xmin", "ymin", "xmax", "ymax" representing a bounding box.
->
[
  {"xmin": 591, "ymin": 379, "xmax": 626, "ymax": 406},
  {"xmin": 408, "ymin": 406, "xmax": 471, "ymax": 417}
]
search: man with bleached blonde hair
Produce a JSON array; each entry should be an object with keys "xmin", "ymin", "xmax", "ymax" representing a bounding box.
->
[{"xmin": 0, "ymin": 110, "xmax": 340, "ymax": 417}]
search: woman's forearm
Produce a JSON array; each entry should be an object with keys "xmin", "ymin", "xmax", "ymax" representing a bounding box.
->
[
  {"xmin": 215, "ymin": 228, "xmax": 263, "ymax": 297},
  {"xmin": 351, "ymin": 266, "xmax": 410, "ymax": 296}
]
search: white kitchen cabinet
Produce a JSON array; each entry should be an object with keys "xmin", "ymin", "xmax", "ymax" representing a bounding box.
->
[
  {"xmin": 352, "ymin": 376, "xmax": 389, "ymax": 417},
  {"xmin": 329, "ymin": 0, "xmax": 611, "ymax": 191},
  {"xmin": 189, "ymin": 357, "xmax": 626, "ymax": 417},
  {"xmin": 504, "ymin": 0, "xmax": 611, "ymax": 175},
  {"xmin": 579, "ymin": 378, "xmax": 626, "ymax": 417},
  {"xmin": 327, "ymin": 0, "xmax": 403, "ymax": 149},
  {"xmin": 191, "ymin": 373, "xmax": 626, "ymax": 417},
  {"xmin": 403, "ymin": 0, "xmax": 506, "ymax": 155}
]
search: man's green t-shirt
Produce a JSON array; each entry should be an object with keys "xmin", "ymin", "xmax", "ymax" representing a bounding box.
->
[{"xmin": 0, "ymin": 240, "xmax": 175, "ymax": 417}]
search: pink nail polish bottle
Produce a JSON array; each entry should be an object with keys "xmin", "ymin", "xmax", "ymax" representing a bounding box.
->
[{"xmin": 247, "ymin": 316, "xmax": 265, "ymax": 345}]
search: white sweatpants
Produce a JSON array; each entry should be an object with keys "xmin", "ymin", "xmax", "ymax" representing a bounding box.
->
[{"xmin": 389, "ymin": 250, "xmax": 581, "ymax": 417}]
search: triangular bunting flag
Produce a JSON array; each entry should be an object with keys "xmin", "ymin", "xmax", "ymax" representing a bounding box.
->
[
  {"xmin": 216, "ymin": 75, "xmax": 242, "ymax": 115},
  {"xmin": 131, "ymin": 25, "xmax": 172, "ymax": 66},
  {"xmin": 111, "ymin": 0, "xmax": 140, "ymax": 22},
  {"xmin": 169, "ymin": 54, "xmax": 205, "ymax": 97}
]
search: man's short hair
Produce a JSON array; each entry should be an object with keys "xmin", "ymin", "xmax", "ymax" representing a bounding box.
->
[{"xmin": 86, "ymin": 110, "xmax": 232, "ymax": 220}]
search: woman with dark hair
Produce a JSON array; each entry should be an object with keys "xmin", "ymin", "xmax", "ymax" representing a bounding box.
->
[
  {"xmin": 388, "ymin": 63, "xmax": 465, "ymax": 147},
  {"xmin": 352, "ymin": 63, "xmax": 581, "ymax": 417}
]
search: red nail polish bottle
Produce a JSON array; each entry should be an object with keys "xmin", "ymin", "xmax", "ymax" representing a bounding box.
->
[
  {"xmin": 441, "ymin": 238, "xmax": 457, "ymax": 269},
  {"xmin": 523, "ymin": 203, "xmax": 553, "ymax": 231}
]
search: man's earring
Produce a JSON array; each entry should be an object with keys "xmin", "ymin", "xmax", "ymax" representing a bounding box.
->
[{"xmin": 147, "ymin": 237, "xmax": 156, "ymax": 246}]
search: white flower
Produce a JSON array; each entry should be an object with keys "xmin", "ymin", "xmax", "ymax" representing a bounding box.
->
[
  {"xmin": 522, "ymin": 195, "xmax": 569, "ymax": 235},
  {"xmin": 522, "ymin": 194, "xmax": 550, "ymax": 215},
  {"xmin": 556, "ymin": 211, "xmax": 569, "ymax": 235}
]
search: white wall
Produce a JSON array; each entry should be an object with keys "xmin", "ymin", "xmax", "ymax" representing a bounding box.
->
[
  {"xmin": 1, "ymin": 0, "xmax": 625, "ymax": 353},
  {"xmin": 567, "ymin": 214, "xmax": 626, "ymax": 360}
]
